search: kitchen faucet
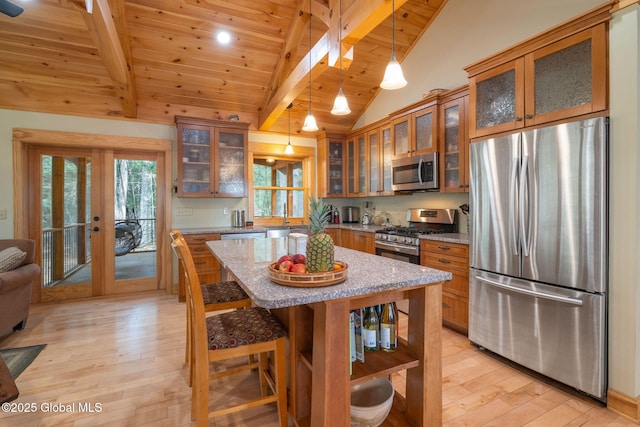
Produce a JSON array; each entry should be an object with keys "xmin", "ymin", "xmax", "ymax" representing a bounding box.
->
[{"xmin": 283, "ymin": 202, "xmax": 290, "ymax": 226}]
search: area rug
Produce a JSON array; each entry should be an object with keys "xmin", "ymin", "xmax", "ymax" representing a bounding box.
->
[{"xmin": 0, "ymin": 344, "xmax": 46, "ymax": 379}]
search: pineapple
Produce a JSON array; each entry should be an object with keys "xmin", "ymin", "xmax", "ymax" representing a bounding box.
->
[{"xmin": 306, "ymin": 197, "xmax": 335, "ymax": 272}]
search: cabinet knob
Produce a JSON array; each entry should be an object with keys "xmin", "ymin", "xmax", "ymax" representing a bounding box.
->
[
  {"xmin": 438, "ymin": 246, "xmax": 451, "ymax": 251},
  {"xmin": 515, "ymin": 117, "xmax": 523, "ymax": 122},
  {"xmin": 92, "ymin": 226, "xmax": 100, "ymax": 232},
  {"xmin": 525, "ymin": 114, "xmax": 533, "ymax": 119}
]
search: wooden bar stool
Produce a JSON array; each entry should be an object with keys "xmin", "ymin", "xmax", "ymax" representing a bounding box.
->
[
  {"xmin": 171, "ymin": 238, "xmax": 288, "ymax": 427},
  {"xmin": 170, "ymin": 229, "xmax": 251, "ymax": 386}
]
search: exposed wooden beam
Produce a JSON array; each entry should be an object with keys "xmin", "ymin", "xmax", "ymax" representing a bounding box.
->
[
  {"xmin": 59, "ymin": 0, "xmax": 137, "ymax": 118},
  {"xmin": 258, "ymin": 0, "xmax": 407, "ymax": 131}
]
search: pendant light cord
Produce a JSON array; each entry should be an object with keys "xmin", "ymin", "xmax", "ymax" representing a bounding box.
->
[{"xmin": 391, "ymin": 0, "xmax": 395, "ymax": 57}]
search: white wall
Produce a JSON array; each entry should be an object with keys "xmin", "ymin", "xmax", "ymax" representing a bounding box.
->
[{"xmin": 609, "ymin": 4, "xmax": 640, "ymax": 400}]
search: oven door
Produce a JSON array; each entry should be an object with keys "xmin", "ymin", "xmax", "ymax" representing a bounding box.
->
[{"xmin": 375, "ymin": 241, "xmax": 420, "ymax": 264}]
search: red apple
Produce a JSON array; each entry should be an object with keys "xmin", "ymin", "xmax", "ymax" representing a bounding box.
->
[
  {"xmin": 290, "ymin": 263, "xmax": 307, "ymax": 274},
  {"xmin": 277, "ymin": 255, "xmax": 292, "ymax": 267},
  {"xmin": 292, "ymin": 254, "xmax": 306, "ymax": 265},
  {"xmin": 279, "ymin": 260, "xmax": 293, "ymax": 272}
]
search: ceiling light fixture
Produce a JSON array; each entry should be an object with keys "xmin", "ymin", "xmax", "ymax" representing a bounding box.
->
[
  {"xmin": 85, "ymin": 0, "xmax": 92, "ymax": 14},
  {"xmin": 216, "ymin": 31, "xmax": 231, "ymax": 45},
  {"xmin": 285, "ymin": 103, "xmax": 294, "ymax": 154},
  {"xmin": 302, "ymin": 3, "xmax": 319, "ymax": 132},
  {"xmin": 331, "ymin": 0, "xmax": 351, "ymax": 116},
  {"xmin": 380, "ymin": 0, "xmax": 407, "ymax": 90}
]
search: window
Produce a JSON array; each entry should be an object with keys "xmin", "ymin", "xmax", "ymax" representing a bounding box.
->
[{"xmin": 253, "ymin": 157, "xmax": 306, "ymax": 221}]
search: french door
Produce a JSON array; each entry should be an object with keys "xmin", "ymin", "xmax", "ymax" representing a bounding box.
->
[{"xmin": 14, "ymin": 129, "xmax": 172, "ymax": 302}]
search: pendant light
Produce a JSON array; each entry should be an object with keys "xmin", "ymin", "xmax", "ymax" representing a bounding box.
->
[
  {"xmin": 285, "ymin": 103, "xmax": 294, "ymax": 154},
  {"xmin": 302, "ymin": 3, "xmax": 319, "ymax": 132},
  {"xmin": 380, "ymin": 0, "xmax": 407, "ymax": 90},
  {"xmin": 331, "ymin": 0, "xmax": 351, "ymax": 116}
]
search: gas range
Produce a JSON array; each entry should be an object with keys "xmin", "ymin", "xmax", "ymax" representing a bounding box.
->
[{"xmin": 374, "ymin": 209, "xmax": 457, "ymax": 260}]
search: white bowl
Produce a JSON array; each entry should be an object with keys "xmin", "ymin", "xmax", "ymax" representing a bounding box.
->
[{"xmin": 350, "ymin": 377, "xmax": 395, "ymax": 427}]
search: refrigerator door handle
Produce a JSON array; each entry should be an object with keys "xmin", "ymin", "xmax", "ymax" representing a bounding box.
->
[
  {"xmin": 519, "ymin": 154, "xmax": 531, "ymax": 257},
  {"xmin": 510, "ymin": 158, "xmax": 519, "ymax": 256},
  {"xmin": 475, "ymin": 275, "xmax": 584, "ymax": 306}
]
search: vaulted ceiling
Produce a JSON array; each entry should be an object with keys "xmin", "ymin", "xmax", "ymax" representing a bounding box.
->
[{"xmin": 0, "ymin": 0, "xmax": 446, "ymax": 135}]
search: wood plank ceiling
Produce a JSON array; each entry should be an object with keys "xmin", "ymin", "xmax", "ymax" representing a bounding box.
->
[{"xmin": 0, "ymin": 0, "xmax": 446, "ymax": 135}]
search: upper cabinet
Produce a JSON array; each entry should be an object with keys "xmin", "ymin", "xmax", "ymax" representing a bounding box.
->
[
  {"xmin": 317, "ymin": 133, "xmax": 346, "ymax": 198},
  {"xmin": 391, "ymin": 102, "xmax": 438, "ymax": 158},
  {"xmin": 439, "ymin": 88, "xmax": 470, "ymax": 193},
  {"xmin": 176, "ymin": 116, "xmax": 249, "ymax": 198},
  {"xmin": 346, "ymin": 133, "xmax": 367, "ymax": 197},
  {"xmin": 367, "ymin": 122, "xmax": 394, "ymax": 196},
  {"xmin": 466, "ymin": 6, "xmax": 610, "ymax": 139}
]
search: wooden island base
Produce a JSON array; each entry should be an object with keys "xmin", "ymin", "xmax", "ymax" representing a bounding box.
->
[{"xmin": 274, "ymin": 283, "xmax": 443, "ymax": 427}]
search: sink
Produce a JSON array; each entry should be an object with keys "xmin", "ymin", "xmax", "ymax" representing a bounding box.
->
[{"xmin": 266, "ymin": 226, "xmax": 311, "ymax": 238}]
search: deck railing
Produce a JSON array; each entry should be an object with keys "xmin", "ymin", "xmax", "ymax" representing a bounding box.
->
[{"xmin": 42, "ymin": 218, "xmax": 156, "ymax": 287}]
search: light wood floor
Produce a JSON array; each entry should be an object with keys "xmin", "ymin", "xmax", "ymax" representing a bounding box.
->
[{"xmin": 0, "ymin": 291, "xmax": 634, "ymax": 426}]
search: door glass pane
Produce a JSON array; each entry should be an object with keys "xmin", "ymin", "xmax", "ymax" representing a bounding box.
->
[
  {"xmin": 358, "ymin": 136, "xmax": 365, "ymax": 193},
  {"xmin": 382, "ymin": 128, "xmax": 392, "ymax": 191},
  {"xmin": 444, "ymin": 105, "xmax": 460, "ymax": 189},
  {"xmin": 535, "ymin": 39, "xmax": 591, "ymax": 115},
  {"xmin": 415, "ymin": 110, "xmax": 433, "ymax": 151},
  {"xmin": 114, "ymin": 159, "xmax": 156, "ymax": 280},
  {"xmin": 41, "ymin": 156, "xmax": 92, "ymax": 287},
  {"xmin": 476, "ymin": 69, "xmax": 516, "ymax": 129},
  {"xmin": 329, "ymin": 142, "xmax": 343, "ymax": 194},
  {"xmin": 394, "ymin": 121, "xmax": 408, "ymax": 155},
  {"xmin": 218, "ymin": 131, "xmax": 245, "ymax": 196},
  {"xmin": 369, "ymin": 132, "xmax": 379, "ymax": 192},
  {"xmin": 182, "ymin": 128, "xmax": 210, "ymax": 194}
]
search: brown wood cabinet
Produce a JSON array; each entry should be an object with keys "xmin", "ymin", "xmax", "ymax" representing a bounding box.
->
[
  {"xmin": 177, "ymin": 233, "xmax": 221, "ymax": 301},
  {"xmin": 466, "ymin": 11, "xmax": 609, "ymax": 139},
  {"xmin": 340, "ymin": 229, "xmax": 375, "ymax": 254},
  {"xmin": 391, "ymin": 102, "xmax": 438, "ymax": 159},
  {"xmin": 176, "ymin": 116, "xmax": 249, "ymax": 197},
  {"xmin": 439, "ymin": 88, "xmax": 470, "ymax": 193},
  {"xmin": 325, "ymin": 228, "xmax": 341, "ymax": 246},
  {"xmin": 346, "ymin": 133, "xmax": 367, "ymax": 197},
  {"xmin": 420, "ymin": 240, "xmax": 469, "ymax": 333},
  {"xmin": 317, "ymin": 132, "xmax": 346, "ymax": 197},
  {"xmin": 367, "ymin": 122, "xmax": 394, "ymax": 196}
]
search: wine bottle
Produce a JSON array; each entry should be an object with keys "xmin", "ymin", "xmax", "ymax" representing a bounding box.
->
[
  {"xmin": 363, "ymin": 306, "xmax": 379, "ymax": 352},
  {"xmin": 380, "ymin": 302, "xmax": 397, "ymax": 352}
]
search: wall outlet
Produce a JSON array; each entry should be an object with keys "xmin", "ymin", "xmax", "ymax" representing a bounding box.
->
[
  {"xmin": 223, "ymin": 207, "xmax": 229, "ymax": 215},
  {"xmin": 176, "ymin": 207, "xmax": 193, "ymax": 216},
  {"xmin": 0, "ymin": 209, "xmax": 6, "ymax": 220}
]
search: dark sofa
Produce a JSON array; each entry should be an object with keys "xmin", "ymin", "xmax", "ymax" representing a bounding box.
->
[{"xmin": 0, "ymin": 239, "xmax": 40, "ymax": 335}]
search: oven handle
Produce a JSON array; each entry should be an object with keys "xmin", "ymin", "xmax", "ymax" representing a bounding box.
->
[{"xmin": 375, "ymin": 241, "xmax": 420, "ymax": 256}]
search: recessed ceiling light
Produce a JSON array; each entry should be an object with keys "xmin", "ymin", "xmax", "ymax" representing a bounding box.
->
[{"xmin": 216, "ymin": 31, "xmax": 231, "ymax": 45}]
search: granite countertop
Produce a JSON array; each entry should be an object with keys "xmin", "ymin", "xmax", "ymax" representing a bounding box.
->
[
  {"xmin": 206, "ymin": 238, "xmax": 451, "ymax": 309},
  {"xmin": 180, "ymin": 226, "xmax": 269, "ymax": 235},
  {"xmin": 420, "ymin": 233, "xmax": 469, "ymax": 245}
]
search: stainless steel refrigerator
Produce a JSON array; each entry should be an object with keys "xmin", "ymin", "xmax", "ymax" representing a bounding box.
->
[{"xmin": 468, "ymin": 116, "xmax": 608, "ymax": 401}]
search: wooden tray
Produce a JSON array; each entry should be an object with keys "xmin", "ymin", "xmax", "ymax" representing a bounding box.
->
[{"xmin": 268, "ymin": 261, "xmax": 348, "ymax": 287}]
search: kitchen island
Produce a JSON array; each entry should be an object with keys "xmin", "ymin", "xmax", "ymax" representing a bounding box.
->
[{"xmin": 206, "ymin": 238, "xmax": 451, "ymax": 426}]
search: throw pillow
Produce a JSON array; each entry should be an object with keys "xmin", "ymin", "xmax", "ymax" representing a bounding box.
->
[{"xmin": 0, "ymin": 247, "xmax": 27, "ymax": 272}]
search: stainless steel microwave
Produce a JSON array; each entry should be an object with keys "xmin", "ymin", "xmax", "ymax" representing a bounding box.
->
[{"xmin": 391, "ymin": 152, "xmax": 439, "ymax": 192}]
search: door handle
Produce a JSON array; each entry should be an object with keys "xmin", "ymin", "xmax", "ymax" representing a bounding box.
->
[
  {"xmin": 476, "ymin": 276, "xmax": 583, "ymax": 306},
  {"xmin": 92, "ymin": 226, "xmax": 100, "ymax": 231}
]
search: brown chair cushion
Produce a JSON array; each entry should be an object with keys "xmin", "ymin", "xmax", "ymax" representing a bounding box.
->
[
  {"xmin": 206, "ymin": 307, "xmax": 287, "ymax": 350},
  {"xmin": 201, "ymin": 281, "xmax": 248, "ymax": 305}
]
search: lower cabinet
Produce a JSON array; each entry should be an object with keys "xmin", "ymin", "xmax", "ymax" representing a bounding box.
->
[
  {"xmin": 325, "ymin": 228, "xmax": 342, "ymax": 247},
  {"xmin": 178, "ymin": 233, "xmax": 221, "ymax": 301},
  {"xmin": 420, "ymin": 240, "xmax": 469, "ymax": 333},
  {"xmin": 340, "ymin": 229, "xmax": 375, "ymax": 254}
]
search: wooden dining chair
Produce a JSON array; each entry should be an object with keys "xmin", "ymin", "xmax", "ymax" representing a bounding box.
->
[
  {"xmin": 171, "ymin": 237, "xmax": 288, "ymax": 427},
  {"xmin": 169, "ymin": 229, "xmax": 251, "ymax": 386}
]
